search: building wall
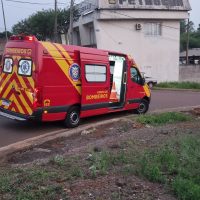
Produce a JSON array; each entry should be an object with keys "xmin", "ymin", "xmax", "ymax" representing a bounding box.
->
[
  {"xmin": 179, "ymin": 65, "xmax": 200, "ymax": 82},
  {"xmin": 74, "ymin": 0, "xmax": 190, "ymax": 82},
  {"xmin": 95, "ymin": 20, "xmax": 180, "ymax": 82}
]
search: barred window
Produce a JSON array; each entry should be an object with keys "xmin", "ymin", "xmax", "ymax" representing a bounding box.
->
[{"xmin": 144, "ymin": 23, "xmax": 162, "ymax": 36}]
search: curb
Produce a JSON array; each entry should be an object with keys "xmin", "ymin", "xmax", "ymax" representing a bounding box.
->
[
  {"xmin": 153, "ymin": 87, "xmax": 200, "ymax": 92},
  {"xmin": 0, "ymin": 118, "xmax": 122, "ymax": 162},
  {"xmin": 151, "ymin": 105, "xmax": 200, "ymax": 114},
  {"xmin": 0, "ymin": 105, "xmax": 200, "ymax": 161}
]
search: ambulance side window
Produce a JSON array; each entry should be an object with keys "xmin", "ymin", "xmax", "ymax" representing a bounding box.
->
[
  {"xmin": 3, "ymin": 58, "xmax": 13, "ymax": 74},
  {"xmin": 130, "ymin": 67, "xmax": 142, "ymax": 84},
  {"xmin": 85, "ymin": 64, "xmax": 106, "ymax": 82},
  {"xmin": 18, "ymin": 59, "xmax": 32, "ymax": 77}
]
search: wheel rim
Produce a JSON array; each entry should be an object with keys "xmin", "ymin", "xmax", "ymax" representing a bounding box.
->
[
  {"xmin": 138, "ymin": 102, "xmax": 146, "ymax": 113},
  {"xmin": 70, "ymin": 111, "xmax": 79, "ymax": 125}
]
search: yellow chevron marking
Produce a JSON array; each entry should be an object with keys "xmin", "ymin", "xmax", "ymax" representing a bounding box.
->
[
  {"xmin": 10, "ymin": 94, "xmax": 24, "ymax": 114},
  {"xmin": 18, "ymin": 91, "xmax": 32, "ymax": 114},
  {"xmin": 2, "ymin": 79, "xmax": 32, "ymax": 115},
  {"xmin": 54, "ymin": 44, "xmax": 73, "ymax": 65},
  {"xmin": 41, "ymin": 42, "xmax": 81, "ymax": 95},
  {"xmin": 0, "ymin": 72, "xmax": 5, "ymax": 81},
  {"xmin": 27, "ymin": 76, "xmax": 34, "ymax": 90},
  {"xmin": 17, "ymin": 75, "xmax": 34, "ymax": 104},
  {"xmin": 1, "ymin": 73, "xmax": 12, "ymax": 91}
]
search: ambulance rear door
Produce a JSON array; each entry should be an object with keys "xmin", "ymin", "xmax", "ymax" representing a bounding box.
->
[{"xmin": 0, "ymin": 37, "xmax": 36, "ymax": 117}]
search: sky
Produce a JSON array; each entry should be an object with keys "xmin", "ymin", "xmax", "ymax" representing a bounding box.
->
[{"xmin": 0, "ymin": 0, "xmax": 200, "ymax": 32}]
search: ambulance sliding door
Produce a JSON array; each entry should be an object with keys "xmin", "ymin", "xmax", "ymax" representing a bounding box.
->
[{"xmin": 80, "ymin": 52, "xmax": 110, "ymax": 118}]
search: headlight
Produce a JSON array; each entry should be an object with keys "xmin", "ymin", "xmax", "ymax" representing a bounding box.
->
[{"xmin": 18, "ymin": 59, "xmax": 32, "ymax": 76}]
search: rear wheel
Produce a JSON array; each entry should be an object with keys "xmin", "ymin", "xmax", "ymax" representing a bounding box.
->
[
  {"xmin": 136, "ymin": 99, "xmax": 149, "ymax": 114},
  {"xmin": 64, "ymin": 106, "xmax": 80, "ymax": 128}
]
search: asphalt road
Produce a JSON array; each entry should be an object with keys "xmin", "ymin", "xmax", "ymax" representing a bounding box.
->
[{"xmin": 0, "ymin": 90, "xmax": 200, "ymax": 148}]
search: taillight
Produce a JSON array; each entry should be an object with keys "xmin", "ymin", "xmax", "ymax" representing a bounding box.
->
[{"xmin": 33, "ymin": 88, "xmax": 42, "ymax": 109}]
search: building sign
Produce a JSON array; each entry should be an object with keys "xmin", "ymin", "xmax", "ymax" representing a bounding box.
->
[
  {"xmin": 78, "ymin": 0, "xmax": 98, "ymax": 15},
  {"xmin": 107, "ymin": 0, "xmax": 190, "ymax": 10}
]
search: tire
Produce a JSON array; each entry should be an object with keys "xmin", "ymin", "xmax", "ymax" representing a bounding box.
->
[
  {"xmin": 64, "ymin": 106, "xmax": 80, "ymax": 128},
  {"xmin": 136, "ymin": 99, "xmax": 149, "ymax": 114}
]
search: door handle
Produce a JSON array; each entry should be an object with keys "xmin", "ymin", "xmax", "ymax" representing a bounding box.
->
[{"xmin": 123, "ymin": 72, "xmax": 127, "ymax": 84}]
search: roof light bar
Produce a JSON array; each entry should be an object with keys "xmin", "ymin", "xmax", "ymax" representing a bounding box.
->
[{"xmin": 9, "ymin": 35, "xmax": 37, "ymax": 42}]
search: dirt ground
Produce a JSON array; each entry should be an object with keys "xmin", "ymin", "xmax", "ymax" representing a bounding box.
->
[{"xmin": 2, "ymin": 109, "xmax": 200, "ymax": 200}]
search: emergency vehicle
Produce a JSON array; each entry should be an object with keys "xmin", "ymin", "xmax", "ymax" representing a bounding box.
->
[{"xmin": 0, "ymin": 35, "xmax": 151, "ymax": 128}]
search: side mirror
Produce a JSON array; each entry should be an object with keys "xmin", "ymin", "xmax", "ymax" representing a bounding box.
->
[{"xmin": 141, "ymin": 77, "xmax": 145, "ymax": 86}]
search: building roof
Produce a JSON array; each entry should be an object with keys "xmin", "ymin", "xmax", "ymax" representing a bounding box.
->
[
  {"xmin": 78, "ymin": 0, "xmax": 191, "ymax": 16},
  {"xmin": 180, "ymin": 48, "xmax": 200, "ymax": 57}
]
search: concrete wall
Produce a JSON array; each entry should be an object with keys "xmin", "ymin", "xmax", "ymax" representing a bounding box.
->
[
  {"xmin": 179, "ymin": 65, "xmax": 200, "ymax": 82},
  {"xmin": 95, "ymin": 20, "xmax": 180, "ymax": 82}
]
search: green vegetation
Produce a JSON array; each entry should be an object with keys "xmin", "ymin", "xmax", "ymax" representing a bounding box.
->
[
  {"xmin": 137, "ymin": 136, "xmax": 200, "ymax": 200},
  {"xmin": 12, "ymin": 8, "xmax": 79, "ymax": 41},
  {"xmin": 89, "ymin": 135, "xmax": 200, "ymax": 200},
  {"xmin": 0, "ymin": 112, "xmax": 199, "ymax": 199},
  {"xmin": 180, "ymin": 20, "xmax": 200, "ymax": 51},
  {"xmin": 89, "ymin": 150, "xmax": 129, "ymax": 177},
  {"xmin": 156, "ymin": 82, "xmax": 200, "ymax": 90},
  {"xmin": 137, "ymin": 112, "xmax": 191, "ymax": 126}
]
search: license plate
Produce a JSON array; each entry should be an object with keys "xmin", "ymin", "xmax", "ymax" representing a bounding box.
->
[{"xmin": 2, "ymin": 100, "xmax": 11, "ymax": 107}]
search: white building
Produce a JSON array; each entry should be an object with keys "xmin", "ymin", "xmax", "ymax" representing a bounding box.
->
[{"xmin": 73, "ymin": 0, "xmax": 191, "ymax": 82}]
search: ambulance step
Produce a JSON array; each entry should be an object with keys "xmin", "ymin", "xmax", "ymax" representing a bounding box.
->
[
  {"xmin": 0, "ymin": 111, "xmax": 27, "ymax": 121},
  {"xmin": 109, "ymin": 106, "xmax": 123, "ymax": 110}
]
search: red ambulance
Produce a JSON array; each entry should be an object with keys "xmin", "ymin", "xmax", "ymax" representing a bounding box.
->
[{"xmin": 0, "ymin": 35, "xmax": 151, "ymax": 128}]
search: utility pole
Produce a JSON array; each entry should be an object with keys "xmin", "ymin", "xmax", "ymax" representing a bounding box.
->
[
  {"xmin": 54, "ymin": 0, "xmax": 58, "ymax": 42},
  {"xmin": 68, "ymin": 0, "xmax": 74, "ymax": 44},
  {"xmin": 1, "ymin": 0, "xmax": 8, "ymax": 41},
  {"xmin": 186, "ymin": 17, "xmax": 190, "ymax": 65}
]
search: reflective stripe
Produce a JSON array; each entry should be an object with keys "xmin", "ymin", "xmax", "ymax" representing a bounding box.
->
[{"xmin": 41, "ymin": 42, "xmax": 81, "ymax": 95}]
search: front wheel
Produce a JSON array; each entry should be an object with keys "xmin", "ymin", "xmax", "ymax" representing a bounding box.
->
[
  {"xmin": 136, "ymin": 99, "xmax": 149, "ymax": 114},
  {"xmin": 64, "ymin": 106, "xmax": 80, "ymax": 128}
]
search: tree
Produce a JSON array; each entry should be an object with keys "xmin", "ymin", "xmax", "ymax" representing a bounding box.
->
[
  {"xmin": 12, "ymin": 8, "xmax": 79, "ymax": 41},
  {"xmin": 180, "ymin": 20, "xmax": 200, "ymax": 52},
  {"xmin": 0, "ymin": 31, "xmax": 12, "ymax": 38},
  {"xmin": 197, "ymin": 24, "xmax": 200, "ymax": 32}
]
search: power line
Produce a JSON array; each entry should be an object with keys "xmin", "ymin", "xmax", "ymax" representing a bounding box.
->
[
  {"xmin": 5, "ymin": 0, "xmax": 68, "ymax": 5},
  {"xmin": 1, "ymin": 0, "xmax": 8, "ymax": 40}
]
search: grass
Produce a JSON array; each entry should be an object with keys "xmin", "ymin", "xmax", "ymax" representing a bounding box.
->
[
  {"xmin": 136, "ymin": 136, "xmax": 200, "ymax": 200},
  {"xmin": 137, "ymin": 112, "xmax": 191, "ymax": 126},
  {"xmin": 0, "ymin": 113, "xmax": 198, "ymax": 199},
  {"xmin": 89, "ymin": 150, "xmax": 129, "ymax": 177},
  {"xmin": 0, "ymin": 168, "xmax": 67, "ymax": 200},
  {"xmin": 156, "ymin": 81, "xmax": 200, "ymax": 90}
]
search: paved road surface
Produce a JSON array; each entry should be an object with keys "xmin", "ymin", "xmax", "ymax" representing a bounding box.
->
[{"xmin": 0, "ymin": 90, "xmax": 200, "ymax": 148}]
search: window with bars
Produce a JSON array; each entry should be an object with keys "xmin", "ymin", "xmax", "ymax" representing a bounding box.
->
[{"xmin": 144, "ymin": 23, "xmax": 162, "ymax": 36}]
